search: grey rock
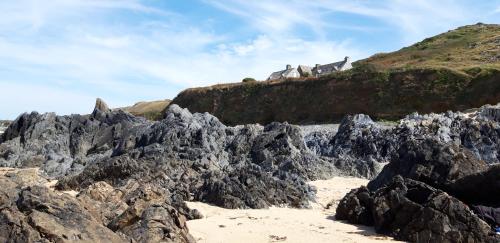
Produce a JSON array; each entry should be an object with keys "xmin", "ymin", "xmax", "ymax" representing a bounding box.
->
[{"xmin": 95, "ymin": 98, "xmax": 111, "ymax": 112}]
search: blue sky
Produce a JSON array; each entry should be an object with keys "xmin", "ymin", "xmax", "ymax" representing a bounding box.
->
[{"xmin": 0, "ymin": 0, "xmax": 499, "ymax": 119}]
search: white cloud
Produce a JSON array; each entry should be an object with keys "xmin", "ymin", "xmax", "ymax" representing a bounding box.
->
[
  {"xmin": 206, "ymin": 0, "xmax": 483, "ymax": 45},
  {"xmin": 1, "ymin": 0, "xmax": 494, "ymax": 119}
]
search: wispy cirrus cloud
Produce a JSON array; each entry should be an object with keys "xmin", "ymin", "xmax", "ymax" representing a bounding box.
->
[
  {"xmin": 205, "ymin": 0, "xmax": 491, "ymax": 45},
  {"xmin": 0, "ymin": 0, "xmax": 497, "ymax": 119}
]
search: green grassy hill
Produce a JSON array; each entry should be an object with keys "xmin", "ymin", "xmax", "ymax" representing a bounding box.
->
[
  {"xmin": 360, "ymin": 23, "xmax": 500, "ymax": 71},
  {"xmin": 168, "ymin": 24, "xmax": 500, "ymax": 125}
]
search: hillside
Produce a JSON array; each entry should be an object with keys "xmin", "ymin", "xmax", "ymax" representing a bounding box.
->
[
  {"xmin": 168, "ymin": 24, "xmax": 500, "ymax": 125},
  {"xmin": 119, "ymin": 99, "xmax": 171, "ymax": 120},
  {"xmin": 361, "ymin": 23, "xmax": 500, "ymax": 70}
]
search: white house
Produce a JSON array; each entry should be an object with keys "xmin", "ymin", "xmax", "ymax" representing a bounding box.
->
[
  {"xmin": 267, "ymin": 57, "xmax": 352, "ymax": 80},
  {"xmin": 267, "ymin": 64, "xmax": 301, "ymax": 81}
]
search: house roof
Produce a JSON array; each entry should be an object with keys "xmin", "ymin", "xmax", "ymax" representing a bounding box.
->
[
  {"xmin": 313, "ymin": 60, "xmax": 348, "ymax": 75},
  {"xmin": 268, "ymin": 70, "xmax": 287, "ymax": 80},
  {"xmin": 268, "ymin": 68, "xmax": 298, "ymax": 80}
]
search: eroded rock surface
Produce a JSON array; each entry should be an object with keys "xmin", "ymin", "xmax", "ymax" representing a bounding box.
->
[
  {"xmin": 0, "ymin": 168, "xmax": 197, "ymax": 243},
  {"xmin": 3, "ymin": 100, "xmax": 500, "ymax": 242},
  {"xmin": 0, "ymin": 169, "xmax": 128, "ymax": 243},
  {"xmin": 337, "ymin": 176, "xmax": 499, "ymax": 242},
  {"xmin": 336, "ymin": 105, "xmax": 500, "ymax": 242}
]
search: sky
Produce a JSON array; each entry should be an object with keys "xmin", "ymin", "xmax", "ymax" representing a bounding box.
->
[{"xmin": 0, "ymin": 0, "xmax": 499, "ymax": 119}]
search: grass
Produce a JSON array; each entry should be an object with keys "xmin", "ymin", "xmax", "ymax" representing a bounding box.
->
[
  {"xmin": 358, "ymin": 23, "xmax": 500, "ymax": 72},
  {"xmin": 120, "ymin": 99, "xmax": 171, "ymax": 120}
]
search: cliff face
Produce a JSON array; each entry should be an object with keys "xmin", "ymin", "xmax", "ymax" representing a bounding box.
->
[
  {"xmin": 170, "ymin": 67, "xmax": 500, "ymax": 125},
  {"xmin": 169, "ymin": 24, "xmax": 500, "ymax": 125}
]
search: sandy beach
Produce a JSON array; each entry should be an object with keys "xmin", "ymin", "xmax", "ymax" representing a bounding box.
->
[{"xmin": 186, "ymin": 177, "xmax": 401, "ymax": 243}]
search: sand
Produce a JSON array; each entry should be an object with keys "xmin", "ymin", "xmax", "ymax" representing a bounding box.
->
[
  {"xmin": 0, "ymin": 168, "xmax": 400, "ymax": 242},
  {"xmin": 186, "ymin": 177, "xmax": 401, "ymax": 243}
]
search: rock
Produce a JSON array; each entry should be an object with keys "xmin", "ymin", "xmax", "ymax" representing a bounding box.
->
[
  {"xmin": 448, "ymin": 164, "xmax": 500, "ymax": 207},
  {"xmin": 0, "ymin": 170, "xmax": 128, "ymax": 243},
  {"xmin": 95, "ymin": 98, "xmax": 111, "ymax": 112},
  {"xmin": 1, "ymin": 103, "xmax": 381, "ymax": 212},
  {"xmin": 195, "ymin": 164, "xmax": 315, "ymax": 209},
  {"xmin": 337, "ymin": 176, "xmax": 498, "ymax": 243},
  {"xmin": 371, "ymin": 176, "xmax": 496, "ymax": 242},
  {"xmin": 0, "ymin": 168, "xmax": 197, "ymax": 243},
  {"xmin": 335, "ymin": 186, "xmax": 373, "ymax": 225},
  {"xmin": 367, "ymin": 138, "xmax": 488, "ymax": 191},
  {"xmin": 4, "ymin": 100, "xmax": 500, "ymax": 242}
]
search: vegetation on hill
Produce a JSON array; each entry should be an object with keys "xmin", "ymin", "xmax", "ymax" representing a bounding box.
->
[
  {"xmin": 360, "ymin": 23, "xmax": 500, "ymax": 71},
  {"xmin": 120, "ymin": 99, "xmax": 171, "ymax": 120},
  {"xmin": 167, "ymin": 24, "xmax": 500, "ymax": 125}
]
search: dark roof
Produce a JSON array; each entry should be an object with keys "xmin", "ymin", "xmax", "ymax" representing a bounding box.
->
[{"xmin": 313, "ymin": 60, "xmax": 348, "ymax": 75}]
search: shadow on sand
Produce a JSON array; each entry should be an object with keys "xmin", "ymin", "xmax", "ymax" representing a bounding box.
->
[{"xmin": 326, "ymin": 215, "xmax": 395, "ymax": 241}]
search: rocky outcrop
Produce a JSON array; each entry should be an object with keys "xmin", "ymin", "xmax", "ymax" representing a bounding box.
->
[
  {"xmin": 448, "ymin": 165, "xmax": 500, "ymax": 207},
  {"xmin": 4, "ymin": 98, "xmax": 500, "ymax": 242},
  {"xmin": 335, "ymin": 186, "xmax": 373, "ymax": 225},
  {"xmin": 0, "ymin": 168, "xmax": 197, "ymax": 243},
  {"xmin": 367, "ymin": 138, "xmax": 488, "ymax": 191},
  {"xmin": 337, "ymin": 176, "xmax": 498, "ymax": 243},
  {"xmin": 0, "ymin": 100, "xmax": 380, "ymax": 213},
  {"xmin": 335, "ymin": 105, "xmax": 500, "ymax": 242},
  {"xmin": 95, "ymin": 98, "xmax": 111, "ymax": 112},
  {"xmin": 0, "ymin": 169, "xmax": 128, "ymax": 243}
]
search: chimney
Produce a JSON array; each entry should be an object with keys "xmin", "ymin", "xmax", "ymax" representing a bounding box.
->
[
  {"xmin": 315, "ymin": 64, "xmax": 320, "ymax": 69},
  {"xmin": 344, "ymin": 56, "xmax": 351, "ymax": 62},
  {"xmin": 286, "ymin": 64, "xmax": 292, "ymax": 70}
]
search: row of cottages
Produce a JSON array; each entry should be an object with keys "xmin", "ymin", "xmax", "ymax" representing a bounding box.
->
[{"xmin": 267, "ymin": 56, "xmax": 352, "ymax": 81}]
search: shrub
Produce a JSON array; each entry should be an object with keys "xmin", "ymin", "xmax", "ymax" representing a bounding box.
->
[{"xmin": 242, "ymin": 77, "xmax": 257, "ymax": 83}]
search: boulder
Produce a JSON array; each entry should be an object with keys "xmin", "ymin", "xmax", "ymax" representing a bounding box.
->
[
  {"xmin": 337, "ymin": 176, "xmax": 499, "ymax": 243},
  {"xmin": 371, "ymin": 176, "xmax": 496, "ymax": 243},
  {"xmin": 0, "ymin": 170, "xmax": 128, "ymax": 243},
  {"xmin": 335, "ymin": 186, "xmax": 373, "ymax": 225},
  {"xmin": 368, "ymin": 138, "xmax": 488, "ymax": 191},
  {"xmin": 448, "ymin": 164, "xmax": 500, "ymax": 207}
]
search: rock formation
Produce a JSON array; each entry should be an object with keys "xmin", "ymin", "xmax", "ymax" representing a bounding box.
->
[
  {"xmin": 3, "ymin": 98, "xmax": 500, "ymax": 242},
  {"xmin": 338, "ymin": 176, "xmax": 496, "ymax": 242},
  {"xmin": 95, "ymin": 97, "xmax": 111, "ymax": 112},
  {"xmin": 336, "ymin": 105, "xmax": 500, "ymax": 242}
]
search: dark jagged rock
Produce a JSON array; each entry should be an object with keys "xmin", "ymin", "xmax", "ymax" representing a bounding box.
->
[
  {"xmin": 367, "ymin": 138, "xmax": 488, "ymax": 191},
  {"xmin": 448, "ymin": 165, "xmax": 500, "ymax": 207},
  {"xmin": 372, "ymin": 176, "xmax": 496, "ymax": 242},
  {"xmin": 4, "ymin": 100, "xmax": 500, "ymax": 242},
  {"xmin": 334, "ymin": 104, "xmax": 500, "ymax": 242},
  {"xmin": 195, "ymin": 164, "xmax": 315, "ymax": 209},
  {"xmin": 1, "ymin": 104, "xmax": 380, "ymax": 212},
  {"xmin": 304, "ymin": 114, "xmax": 390, "ymax": 179},
  {"xmin": 0, "ymin": 109, "xmax": 145, "ymax": 177},
  {"xmin": 335, "ymin": 186, "xmax": 373, "ymax": 225},
  {"xmin": 337, "ymin": 176, "xmax": 498, "ymax": 243}
]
